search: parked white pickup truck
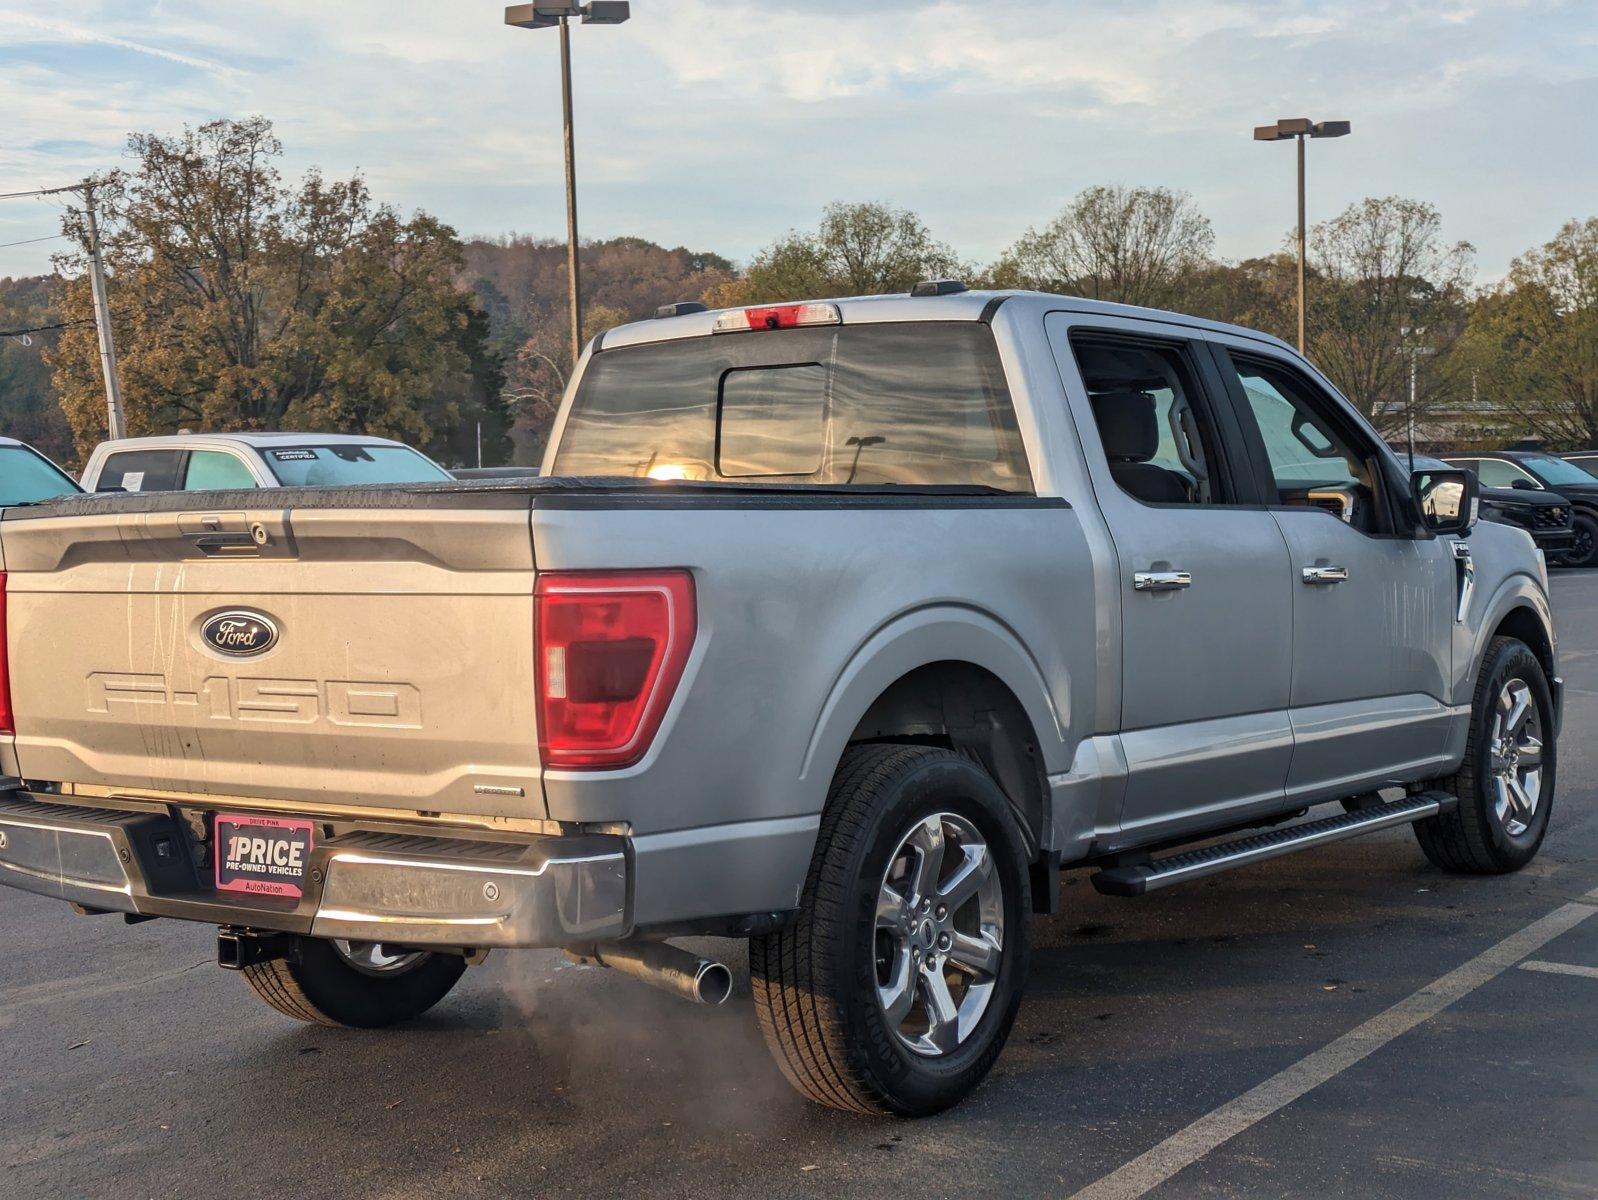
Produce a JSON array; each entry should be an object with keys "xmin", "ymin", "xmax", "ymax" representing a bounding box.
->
[
  {"xmin": 0, "ymin": 286, "xmax": 1558, "ymax": 1116},
  {"xmin": 79, "ymin": 432, "xmax": 452, "ymax": 493}
]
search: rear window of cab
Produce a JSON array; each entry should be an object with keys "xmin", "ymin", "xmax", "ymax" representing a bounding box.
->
[{"xmin": 551, "ymin": 322, "xmax": 1032, "ymax": 491}]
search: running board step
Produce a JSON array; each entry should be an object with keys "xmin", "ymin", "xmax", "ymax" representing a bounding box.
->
[{"xmin": 1091, "ymin": 791, "xmax": 1457, "ymax": 897}]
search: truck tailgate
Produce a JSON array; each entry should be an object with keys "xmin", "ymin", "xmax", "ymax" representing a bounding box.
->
[{"xmin": 2, "ymin": 500, "xmax": 543, "ymax": 820}]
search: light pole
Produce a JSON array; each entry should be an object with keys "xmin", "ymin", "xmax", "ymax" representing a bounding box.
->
[
  {"xmin": 505, "ymin": 1, "xmax": 630, "ymax": 367},
  {"xmin": 1253, "ymin": 117, "xmax": 1350, "ymax": 355}
]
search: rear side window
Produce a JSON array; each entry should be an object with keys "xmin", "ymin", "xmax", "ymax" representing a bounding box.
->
[
  {"xmin": 1461, "ymin": 458, "xmax": 1537, "ymax": 489},
  {"xmin": 184, "ymin": 450, "xmax": 258, "ymax": 491},
  {"xmin": 96, "ymin": 450, "xmax": 183, "ymax": 493},
  {"xmin": 1070, "ymin": 336, "xmax": 1231, "ymax": 506},
  {"xmin": 552, "ymin": 323, "xmax": 1031, "ymax": 490}
]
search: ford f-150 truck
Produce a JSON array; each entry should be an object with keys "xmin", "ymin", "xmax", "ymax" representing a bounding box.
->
[{"xmin": 0, "ymin": 287, "xmax": 1559, "ymax": 1116}]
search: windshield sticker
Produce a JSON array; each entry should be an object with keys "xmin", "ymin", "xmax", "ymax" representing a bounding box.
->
[{"xmin": 271, "ymin": 449, "xmax": 318, "ymax": 462}]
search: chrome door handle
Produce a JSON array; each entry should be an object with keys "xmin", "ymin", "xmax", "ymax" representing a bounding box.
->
[
  {"xmin": 1301, "ymin": 565, "xmax": 1349, "ymax": 585},
  {"xmin": 1133, "ymin": 570, "xmax": 1192, "ymax": 591}
]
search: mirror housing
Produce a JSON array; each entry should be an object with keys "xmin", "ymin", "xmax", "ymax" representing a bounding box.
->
[{"xmin": 1411, "ymin": 467, "xmax": 1478, "ymax": 536}]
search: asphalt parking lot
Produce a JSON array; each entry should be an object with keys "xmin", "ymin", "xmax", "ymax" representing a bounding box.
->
[{"xmin": 4, "ymin": 577, "xmax": 1598, "ymax": 1199}]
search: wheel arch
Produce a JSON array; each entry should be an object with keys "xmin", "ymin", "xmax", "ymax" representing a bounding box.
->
[
  {"xmin": 800, "ymin": 605, "xmax": 1068, "ymax": 856},
  {"xmin": 1491, "ymin": 604, "xmax": 1556, "ymax": 682},
  {"xmin": 1467, "ymin": 573, "xmax": 1558, "ymax": 715}
]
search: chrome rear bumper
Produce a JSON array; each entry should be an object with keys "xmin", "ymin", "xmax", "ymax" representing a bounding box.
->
[{"xmin": 0, "ymin": 792, "xmax": 628, "ymax": 949}]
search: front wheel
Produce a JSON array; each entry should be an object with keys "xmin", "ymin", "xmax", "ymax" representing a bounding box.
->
[
  {"xmin": 750, "ymin": 744, "xmax": 1031, "ymax": 1116},
  {"xmin": 1414, "ymin": 636, "xmax": 1555, "ymax": 873},
  {"xmin": 241, "ymin": 936, "xmax": 466, "ymax": 1027},
  {"xmin": 1560, "ymin": 512, "xmax": 1598, "ymax": 568}
]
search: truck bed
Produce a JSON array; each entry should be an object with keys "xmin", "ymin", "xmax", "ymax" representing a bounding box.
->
[{"xmin": 0, "ymin": 480, "xmax": 1088, "ymax": 847}]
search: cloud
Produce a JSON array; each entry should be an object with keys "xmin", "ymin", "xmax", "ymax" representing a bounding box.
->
[{"xmin": 0, "ymin": 0, "xmax": 1592, "ymax": 284}]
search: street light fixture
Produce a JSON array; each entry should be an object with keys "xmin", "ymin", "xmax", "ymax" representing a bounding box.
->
[
  {"xmin": 505, "ymin": 2, "xmax": 631, "ymax": 366},
  {"xmin": 1253, "ymin": 117, "xmax": 1351, "ymax": 354}
]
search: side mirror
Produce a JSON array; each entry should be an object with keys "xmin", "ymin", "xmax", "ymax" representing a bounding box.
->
[
  {"xmin": 1412, "ymin": 467, "xmax": 1477, "ymax": 535},
  {"xmin": 1509, "ymin": 479, "xmax": 1538, "ymax": 491}
]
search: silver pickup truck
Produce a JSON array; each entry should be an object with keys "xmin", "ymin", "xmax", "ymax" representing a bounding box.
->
[{"xmin": 0, "ymin": 287, "xmax": 1559, "ymax": 1116}]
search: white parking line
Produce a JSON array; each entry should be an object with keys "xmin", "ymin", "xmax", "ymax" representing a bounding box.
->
[
  {"xmin": 1520, "ymin": 959, "xmax": 1598, "ymax": 980},
  {"xmin": 1069, "ymin": 886, "xmax": 1598, "ymax": 1200}
]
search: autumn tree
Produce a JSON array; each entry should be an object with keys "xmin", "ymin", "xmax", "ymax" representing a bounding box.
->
[
  {"xmin": 502, "ymin": 302, "xmax": 629, "ymax": 462},
  {"xmin": 715, "ymin": 202, "xmax": 964, "ymax": 306},
  {"xmin": 0, "ymin": 275, "xmax": 74, "ymax": 464},
  {"xmin": 1454, "ymin": 218, "xmax": 1598, "ymax": 447},
  {"xmin": 992, "ymin": 185, "xmax": 1215, "ymax": 308},
  {"xmin": 465, "ymin": 235, "xmax": 734, "ymax": 458},
  {"xmin": 1300, "ymin": 196, "xmax": 1473, "ymax": 437},
  {"xmin": 50, "ymin": 116, "xmax": 507, "ymax": 463}
]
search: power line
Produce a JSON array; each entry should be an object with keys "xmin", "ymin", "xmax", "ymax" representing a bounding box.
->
[
  {"xmin": 0, "ymin": 183, "xmax": 88, "ymax": 201},
  {"xmin": 0, "ymin": 233, "xmax": 64, "ymax": 250},
  {"xmin": 0, "ymin": 317, "xmax": 92, "ymax": 339}
]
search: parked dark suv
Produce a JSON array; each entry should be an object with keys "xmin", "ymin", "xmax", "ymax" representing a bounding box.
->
[
  {"xmin": 1444, "ymin": 449, "xmax": 1598, "ymax": 567},
  {"xmin": 1413, "ymin": 455, "xmax": 1573, "ymax": 560},
  {"xmin": 1560, "ymin": 451, "xmax": 1598, "ymax": 479}
]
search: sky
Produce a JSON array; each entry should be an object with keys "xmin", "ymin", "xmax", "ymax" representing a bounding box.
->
[{"xmin": 0, "ymin": 0, "xmax": 1594, "ymax": 284}]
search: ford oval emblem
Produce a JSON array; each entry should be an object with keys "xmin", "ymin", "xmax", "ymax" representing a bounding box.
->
[{"xmin": 201, "ymin": 610, "xmax": 279, "ymax": 657}]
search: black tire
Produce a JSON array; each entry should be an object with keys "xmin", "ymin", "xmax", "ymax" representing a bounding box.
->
[
  {"xmin": 750, "ymin": 744, "xmax": 1032, "ymax": 1117},
  {"xmin": 241, "ymin": 936, "xmax": 466, "ymax": 1028},
  {"xmin": 1414, "ymin": 636, "xmax": 1556, "ymax": 873},
  {"xmin": 1561, "ymin": 511, "xmax": 1598, "ymax": 568}
]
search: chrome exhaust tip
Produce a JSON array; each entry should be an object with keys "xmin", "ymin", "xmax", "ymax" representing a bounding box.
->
[{"xmin": 571, "ymin": 939, "xmax": 734, "ymax": 1006}]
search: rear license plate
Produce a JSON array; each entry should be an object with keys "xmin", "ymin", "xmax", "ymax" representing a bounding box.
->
[{"xmin": 215, "ymin": 814, "xmax": 314, "ymax": 898}]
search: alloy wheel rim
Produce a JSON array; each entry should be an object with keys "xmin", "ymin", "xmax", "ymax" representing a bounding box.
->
[
  {"xmin": 332, "ymin": 939, "xmax": 427, "ymax": 976},
  {"xmin": 873, "ymin": 811, "xmax": 1005, "ymax": 1058},
  {"xmin": 1488, "ymin": 678, "xmax": 1544, "ymax": 838}
]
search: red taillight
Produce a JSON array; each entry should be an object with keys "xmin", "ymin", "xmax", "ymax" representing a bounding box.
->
[
  {"xmin": 712, "ymin": 302, "xmax": 842, "ymax": 334},
  {"xmin": 0, "ymin": 572, "xmax": 11, "ymax": 736},
  {"xmin": 535, "ymin": 570, "xmax": 696, "ymax": 769}
]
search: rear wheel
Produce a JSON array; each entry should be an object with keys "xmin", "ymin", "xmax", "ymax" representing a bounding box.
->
[
  {"xmin": 750, "ymin": 744, "xmax": 1031, "ymax": 1116},
  {"xmin": 241, "ymin": 936, "xmax": 465, "ymax": 1028},
  {"xmin": 1561, "ymin": 512, "xmax": 1598, "ymax": 568},
  {"xmin": 1414, "ymin": 636, "xmax": 1555, "ymax": 873}
]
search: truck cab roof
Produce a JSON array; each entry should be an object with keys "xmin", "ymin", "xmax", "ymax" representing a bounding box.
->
[{"xmin": 598, "ymin": 288, "xmax": 1302, "ymax": 360}]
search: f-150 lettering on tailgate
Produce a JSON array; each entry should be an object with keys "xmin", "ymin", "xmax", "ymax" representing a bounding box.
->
[{"xmin": 86, "ymin": 673, "xmax": 423, "ymax": 729}]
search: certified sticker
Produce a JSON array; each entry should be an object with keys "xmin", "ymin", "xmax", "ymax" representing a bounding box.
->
[{"xmin": 215, "ymin": 814, "xmax": 314, "ymax": 898}]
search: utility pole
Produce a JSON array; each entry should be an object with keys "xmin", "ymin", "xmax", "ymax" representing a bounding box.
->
[{"xmin": 81, "ymin": 182, "xmax": 126, "ymax": 440}]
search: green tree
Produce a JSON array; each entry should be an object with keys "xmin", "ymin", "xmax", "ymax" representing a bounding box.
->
[
  {"xmin": 718, "ymin": 202, "xmax": 964, "ymax": 305},
  {"xmin": 992, "ymin": 185, "xmax": 1215, "ymax": 308},
  {"xmin": 1454, "ymin": 218, "xmax": 1598, "ymax": 447},
  {"xmin": 49, "ymin": 116, "xmax": 502, "ymax": 462}
]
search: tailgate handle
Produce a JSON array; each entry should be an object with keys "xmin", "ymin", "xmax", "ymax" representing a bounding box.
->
[
  {"xmin": 180, "ymin": 513, "xmax": 273, "ymax": 556},
  {"xmin": 188, "ymin": 529, "xmax": 267, "ymax": 555}
]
